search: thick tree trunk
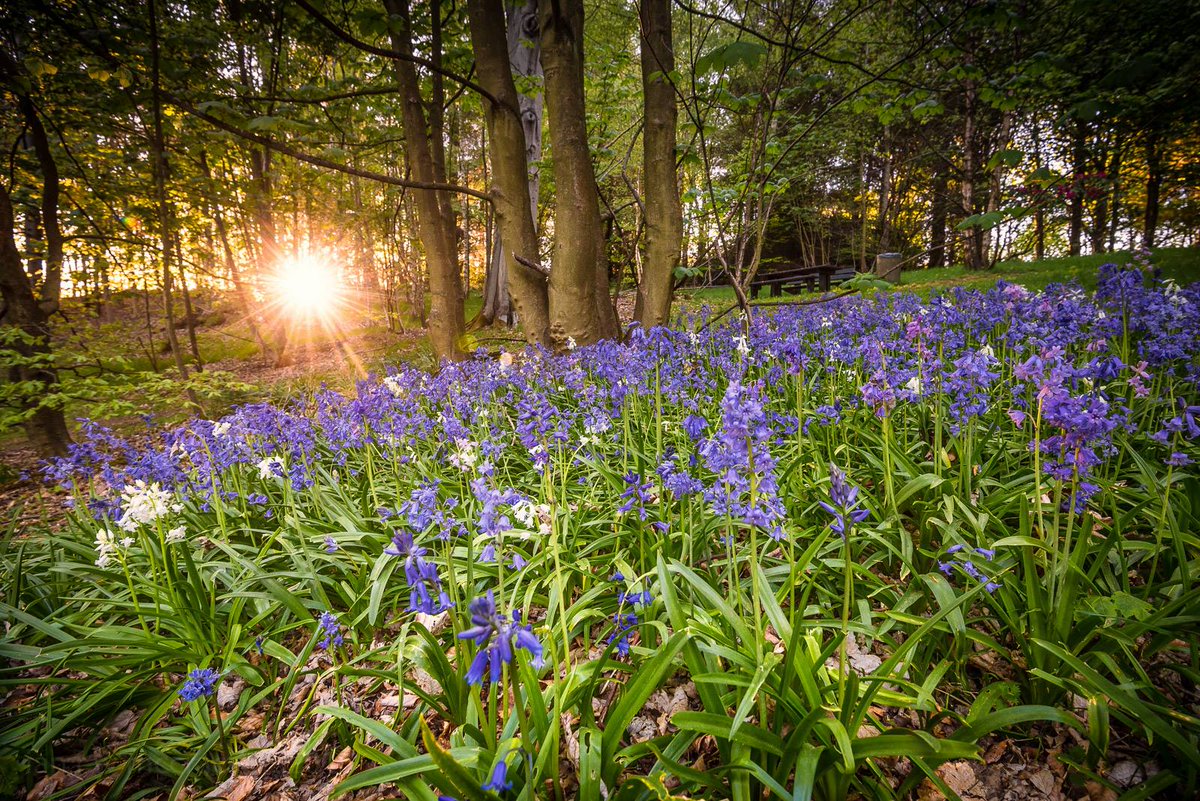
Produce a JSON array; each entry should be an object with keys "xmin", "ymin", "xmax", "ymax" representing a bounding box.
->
[
  {"xmin": 540, "ymin": 0, "xmax": 618, "ymax": 345},
  {"xmin": 633, "ymin": 0, "xmax": 682, "ymax": 329},
  {"xmin": 385, "ymin": 0, "xmax": 465, "ymax": 361},
  {"xmin": 17, "ymin": 95, "xmax": 63, "ymax": 312},
  {"xmin": 0, "ymin": 183, "xmax": 70, "ymax": 456},
  {"xmin": 467, "ymin": 0, "xmax": 551, "ymax": 346}
]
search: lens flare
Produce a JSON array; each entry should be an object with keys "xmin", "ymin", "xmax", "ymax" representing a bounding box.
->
[{"xmin": 273, "ymin": 254, "xmax": 342, "ymax": 319}]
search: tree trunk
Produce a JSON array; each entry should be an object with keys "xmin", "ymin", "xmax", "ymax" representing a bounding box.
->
[
  {"xmin": 1108, "ymin": 132, "xmax": 1122, "ymax": 252},
  {"xmin": 929, "ymin": 165, "xmax": 949, "ymax": 270},
  {"xmin": 16, "ymin": 94, "xmax": 63, "ymax": 312},
  {"xmin": 148, "ymin": 0, "xmax": 199, "ymax": 410},
  {"xmin": 633, "ymin": 0, "xmax": 682, "ymax": 329},
  {"xmin": 200, "ymin": 151, "xmax": 274, "ymax": 359},
  {"xmin": 960, "ymin": 84, "xmax": 986, "ymax": 271},
  {"xmin": 1068, "ymin": 123, "xmax": 1086, "ymax": 256},
  {"xmin": 468, "ymin": 0, "xmax": 551, "ymax": 345},
  {"xmin": 540, "ymin": 0, "xmax": 618, "ymax": 345},
  {"xmin": 981, "ymin": 111, "xmax": 1014, "ymax": 267},
  {"xmin": 1143, "ymin": 130, "xmax": 1162, "ymax": 249},
  {"xmin": 384, "ymin": 0, "xmax": 465, "ymax": 361},
  {"xmin": 173, "ymin": 234, "xmax": 203, "ymax": 369},
  {"xmin": 0, "ymin": 183, "xmax": 70, "ymax": 456},
  {"xmin": 1032, "ymin": 120, "xmax": 1045, "ymax": 261},
  {"xmin": 876, "ymin": 125, "xmax": 893, "ymax": 253}
]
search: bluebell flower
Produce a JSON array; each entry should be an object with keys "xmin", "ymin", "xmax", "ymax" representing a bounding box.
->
[
  {"xmin": 324, "ymin": 535, "xmax": 339, "ymax": 553},
  {"xmin": 179, "ymin": 668, "xmax": 220, "ymax": 702},
  {"xmin": 317, "ymin": 611, "xmax": 344, "ymax": 650},
  {"xmin": 609, "ymin": 612, "xmax": 639, "ymax": 657},
  {"xmin": 483, "ymin": 759, "xmax": 512, "ymax": 793},
  {"xmin": 458, "ymin": 592, "xmax": 545, "ymax": 685},
  {"xmin": 819, "ymin": 464, "xmax": 870, "ymax": 537},
  {"xmin": 385, "ymin": 531, "xmax": 452, "ymax": 614}
]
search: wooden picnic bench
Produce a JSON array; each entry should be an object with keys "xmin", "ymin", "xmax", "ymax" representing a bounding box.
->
[{"xmin": 748, "ymin": 264, "xmax": 857, "ymax": 299}]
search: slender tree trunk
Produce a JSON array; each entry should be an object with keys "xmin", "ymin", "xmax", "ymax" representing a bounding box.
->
[
  {"xmin": 173, "ymin": 235, "xmax": 203, "ymax": 369},
  {"xmin": 633, "ymin": 0, "xmax": 682, "ymax": 329},
  {"xmin": 200, "ymin": 151, "xmax": 273, "ymax": 359},
  {"xmin": 385, "ymin": 0, "xmax": 465, "ymax": 360},
  {"xmin": 1032, "ymin": 120, "xmax": 1045, "ymax": 261},
  {"xmin": 981, "ymin": 111, "xmax": 1014, "ymax": 266},
  {"xmin": 467, "ymin": 0, "xmax": 551, "ymax": 345},
  {"xmin": 1068, "ymin": 123, "xmax": 1086, "ymax": 256},
  {"xmin": 960, "ymin": 84, "xmax": 985, "ymax": 270},
  {"xmin": 1143, "ymin": 129, "xmax": 1162, "ymax": 249},
  {"xmin": 148, "ymin": 0, "xmax": 199, "ymax": 409},
  {"xmin": 929, "ymin": 165, "xmax": 949, "ymax": 270},
  {"xmin": 877, "ymin": 125, "xmax": 893, "ymax": 253},
  {"xmin": 1108, "ymin": 132, "xmax": 1122, "ymax": 252},
  {"xmin": 540, "ymin": 0, "xmax": 618, "ymax": 345},
  {"xmin": 0, "ymin": 183, "xmax": 70, "ymax": 456}
]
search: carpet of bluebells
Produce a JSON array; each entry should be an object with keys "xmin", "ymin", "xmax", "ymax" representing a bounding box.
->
[{"xmin": 4, "ymin": 262, "xmax": 1200, "ymax": 800}]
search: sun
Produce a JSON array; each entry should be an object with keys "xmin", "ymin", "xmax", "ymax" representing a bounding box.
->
[{"xmin": 272, "ymin": 253, "xmax": 343, "ymax": 320}]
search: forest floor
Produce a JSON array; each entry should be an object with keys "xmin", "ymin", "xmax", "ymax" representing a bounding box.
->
[{"xmin": 4, "ymin": 249, "xmax": 1199, "ymax": 800}]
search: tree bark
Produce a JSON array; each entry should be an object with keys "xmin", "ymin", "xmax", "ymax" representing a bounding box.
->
[
  {"xmin": 148, "ymin": 0, "xmax": 199, "ymax": 409},
  {"xmin": 1143, "ymin": 129, "xmax": 1162, "ymax": 249},
  {"xmin": 467, "ymin": 0, "xmax": 551, "ymax": 346},
  {"xmin": 876, "ymin": 125, "xmax": 893, "ymax": 253},
  {"xmin": 540, "ymin": 0, "xmax": 618, "ymax": 345},
  {"xmin": 633, "ymin": 0, "xmax": 682, "ymax": 329},
  {"xmin": 1068, "ymin": 123, "xmax": 1086, "ymax": 256},
  {"xmin": 929, "ymin": 165, "xmax": 949, "ymax": 270},
  {"xmin": 16, "ymin": 94, "xmax": 63, "ymax": 311},
  {"xmin": 0, "ymin": 183, "xmax": 71, "ymax": 456},
  {"xmin": 384, "ymin": 0, "xmax": 465, "ymax": 361}
]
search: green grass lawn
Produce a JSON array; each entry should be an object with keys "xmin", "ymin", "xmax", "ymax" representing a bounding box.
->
[{"xmin": 675, "ymin": 247, "xmax": 1200, "ymax": 309}]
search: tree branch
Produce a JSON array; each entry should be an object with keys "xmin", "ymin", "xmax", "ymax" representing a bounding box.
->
[
  {"xmin": 162, "ymin": 89, "xmax": 493, "ymax": 202},
  {"xmin": 292, "ymin": 0, "xmax": 503, "ymax": 110}
]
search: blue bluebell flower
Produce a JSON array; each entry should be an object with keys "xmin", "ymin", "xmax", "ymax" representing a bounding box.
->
[
  {"xmin": 385, "ymin": 531, "xmax": 452, "ymax": 614},
  {"xmin": 483, "ymin": 759, "xmax": 512, "ymax": 793},
  {"xmin": 179, "ymin": 668, "xmax": 220, "ymax": 702},
  {"xmin": 458, "ymin": 592, "xmax": 545, "ymax": 684},
  {"xmin": 317, "ymin": 611, "xmax": 344, "ymax": 650},
  {"xmin": 819, "ymin": 464, "xmax": 870, "ymax": 537}
]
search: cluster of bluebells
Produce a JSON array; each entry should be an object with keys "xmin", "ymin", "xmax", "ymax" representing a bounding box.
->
[
  {"xmin": 938, "ymin": 544, "xmax": 1001, "ymax": 593},
  {"xmin": 700, "ymin": 380, "xmax": 786, "ymax": 539},
  {"xmin": 317, "ymin": 611, "xmax": 344, "ymax": 651},
  {"xmin": 178, "ymin": 668, "xmax": 220, "ymax": 702},
  {"xmin": 40, "ymin": 264, "xmax": 1200, "ymax": 689},
  {"xmin": 608, "ymin": 572, "xmax": 653, "ymax": 657}
]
